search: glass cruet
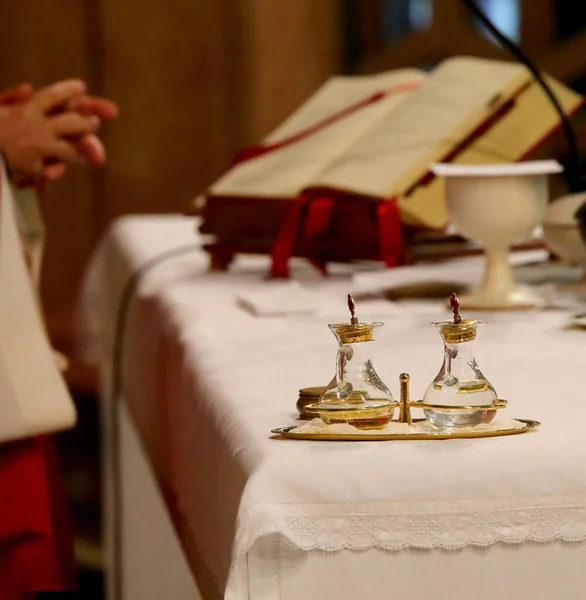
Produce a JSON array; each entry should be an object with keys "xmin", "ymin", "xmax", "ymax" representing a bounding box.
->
[
  {"xmin": 422, "ymin": 294, "xmax": 501, "ymax": 430},
  {"xmin": 317, "ymin": 295, "xmax": 396, "ymax": 430}
]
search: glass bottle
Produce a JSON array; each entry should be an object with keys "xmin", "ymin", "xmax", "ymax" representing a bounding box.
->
[
  {"xmin": 422, "ymin": 295, "xmax": 501, "ymax": 430},
  {"xmin": 317, "ymin": 296, "xmax": 396, "ymax": 430}
]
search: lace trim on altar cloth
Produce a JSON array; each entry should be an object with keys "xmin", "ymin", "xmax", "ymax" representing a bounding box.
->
[
  {"xmin": 224, "ymin": 495, "xmax": 586, "ymax": 598},
  {"xmin": 238, "ymin": 505, "xmax": 586, "ymax": 552}
]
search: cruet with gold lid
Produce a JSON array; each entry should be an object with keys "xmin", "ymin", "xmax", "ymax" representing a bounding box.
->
[
  {"xmin": 420, "ymin": 294, "xmax": 504, "ymax": 430},
  {"xmin": 317, "ymin": 295, "xmax": 397, "ymax": 429}
]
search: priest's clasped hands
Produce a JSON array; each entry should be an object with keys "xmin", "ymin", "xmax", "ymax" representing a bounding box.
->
[{"xmin": 0, "ymin": 79, "xmax": 119, "ymax": 187}]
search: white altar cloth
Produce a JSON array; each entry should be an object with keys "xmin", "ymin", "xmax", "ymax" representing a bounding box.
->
[{"xmin": 81, "ymin": 215, "xmax": 586, "ymax": 600}]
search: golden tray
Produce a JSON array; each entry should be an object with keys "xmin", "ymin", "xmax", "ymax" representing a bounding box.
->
[
  {"xmin": 271, "ymin": 418, "xmax": 540, "ymax": 441},
  {"xmin": 287, "ymin": 374, "xmax": 539, "ymax": 441}
]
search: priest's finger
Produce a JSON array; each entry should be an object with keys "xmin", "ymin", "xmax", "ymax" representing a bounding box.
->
[
  {"xmin": 32, "ymin": 79, "xmax": 87, "ymax": 113},
  {"xmin": 50, "ymin": 112, "xmax": 100, "ymax": 136},
  {"xmin": 43, "ymin": 139, "xmax": 85, "ymax": 164},
  {"xmin": 77, "ymin": 135, "xmax": 106, "ymax": 166},
  {"xmin": 70, "ymin": 96, "xmax": 119, "ymax": 121}
]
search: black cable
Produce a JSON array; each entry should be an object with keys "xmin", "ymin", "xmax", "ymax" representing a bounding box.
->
[
  {"xmin": 109, "ymin": 242, "xmax": 200, "ymax": 599},
  {"xmin": 460, "ymin": 0, "xmax": 585, "ymax": 192}
]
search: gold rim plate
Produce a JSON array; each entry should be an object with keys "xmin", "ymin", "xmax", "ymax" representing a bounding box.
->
[
  {"xmin": 304, "ymin": 401, "xmax": 400, "ymax": 413},
  {"xmin": 271, "ymin": 419, "xmax": 540, "ymax": 441}
]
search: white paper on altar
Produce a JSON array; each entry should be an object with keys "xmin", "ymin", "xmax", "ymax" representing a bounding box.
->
[
  {"xmin": 0, "ymin": 162, "xmax": 76, "ymax": 443},
  {"xmin": 237, "ymin": 281, "xmax": 318, "ymax": 316}
]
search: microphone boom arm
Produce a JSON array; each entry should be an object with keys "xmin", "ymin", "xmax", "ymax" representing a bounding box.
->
[{"xmin": 459, "ymin": 0, "xmax": 584, "ymax": 192}]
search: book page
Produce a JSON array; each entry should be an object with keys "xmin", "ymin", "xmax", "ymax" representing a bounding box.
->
[
  {"xmin": 398, "ymin": 76, "xmax": 583, "ymax": 229},
  {"xmin": 463, "ymin": 76, "xmax": 583, "ymax": 161},
  {"xmin": 0, "ymin": 163, "xmax": 76, "ymax": 443},
  {"xmin": 209, "ymin": 69, "xmax": 425, "ymax": 198},
  {"xmin": 312, "ymin": 57, "xmax": 528, "ymax": 198}
]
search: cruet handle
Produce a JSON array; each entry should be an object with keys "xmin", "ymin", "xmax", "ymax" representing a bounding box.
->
[{"xmin": 336, "ymin": 345, "xmax": 353, "ymax": 398}]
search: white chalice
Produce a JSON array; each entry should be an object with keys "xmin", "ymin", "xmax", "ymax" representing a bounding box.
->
[{"xmin": 431, "ymin": 161, "xmax": 563, "ymax": 310}]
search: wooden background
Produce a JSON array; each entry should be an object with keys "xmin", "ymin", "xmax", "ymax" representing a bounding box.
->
[{"xmin": 0, "ymin": 0, "xmax": 585, "ymax": 357}]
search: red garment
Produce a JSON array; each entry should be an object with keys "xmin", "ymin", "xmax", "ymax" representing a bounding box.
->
[{"xmin": 0, "ymin": 436, "xmax": 76, "ymax": 595}]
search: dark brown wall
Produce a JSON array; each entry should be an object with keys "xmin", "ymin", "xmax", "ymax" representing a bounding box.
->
[{"xmin": 98, "ymin": 0, "xmax": 237, "ymax": 220}]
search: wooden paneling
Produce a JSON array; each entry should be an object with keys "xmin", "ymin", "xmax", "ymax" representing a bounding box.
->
[
  {"xmin": 238, "ymin": 0, "xmax": 342, "ymax": 142},
  {"xmin": 520, "ymin": 0, "xmax": 554, "ymax": 54},
  {"xmin": 98, "ymin": 0, "xmax": 236, "ymax": 222}
]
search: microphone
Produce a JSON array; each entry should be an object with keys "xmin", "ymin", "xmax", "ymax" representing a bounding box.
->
[{"xmin": 459, "ymin": 0, "xmax": 585, "ymax": 194}]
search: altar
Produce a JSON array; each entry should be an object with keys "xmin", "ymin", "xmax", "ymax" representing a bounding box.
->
[{"xmin": 81, "ymin": 214, "xmax": 586, "ymax": 600}]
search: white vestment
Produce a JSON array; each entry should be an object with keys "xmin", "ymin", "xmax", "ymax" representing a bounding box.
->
[{"xmin": 0, "ymin": 160, "xmax": 76, "ymax": 443}]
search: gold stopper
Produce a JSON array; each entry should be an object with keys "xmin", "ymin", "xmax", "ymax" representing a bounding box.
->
[
  {"xmin": 331, "ymin": 294, "xmax": 374, "ymax": 343},
  {"xmin": 435, "ymin": 293, "xmax": 479, "ymax": 344},
  {"xmin": 399, "ymin": 373, "xmax": 412, "ymax": 425}
]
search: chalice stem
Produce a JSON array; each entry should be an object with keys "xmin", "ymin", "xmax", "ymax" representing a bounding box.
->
[{"xmin": 481, "ymin": 245, "xmax": 516, "ymax": 295}]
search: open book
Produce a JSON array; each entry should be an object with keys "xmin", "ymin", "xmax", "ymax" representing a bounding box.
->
[
  {"xmin": 201, "ymin": 56, "xmax": 584, "ymax": 271},
  {"xmin": 0, "ymin": 162, "xmax": 76, "ymax": 444}
]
